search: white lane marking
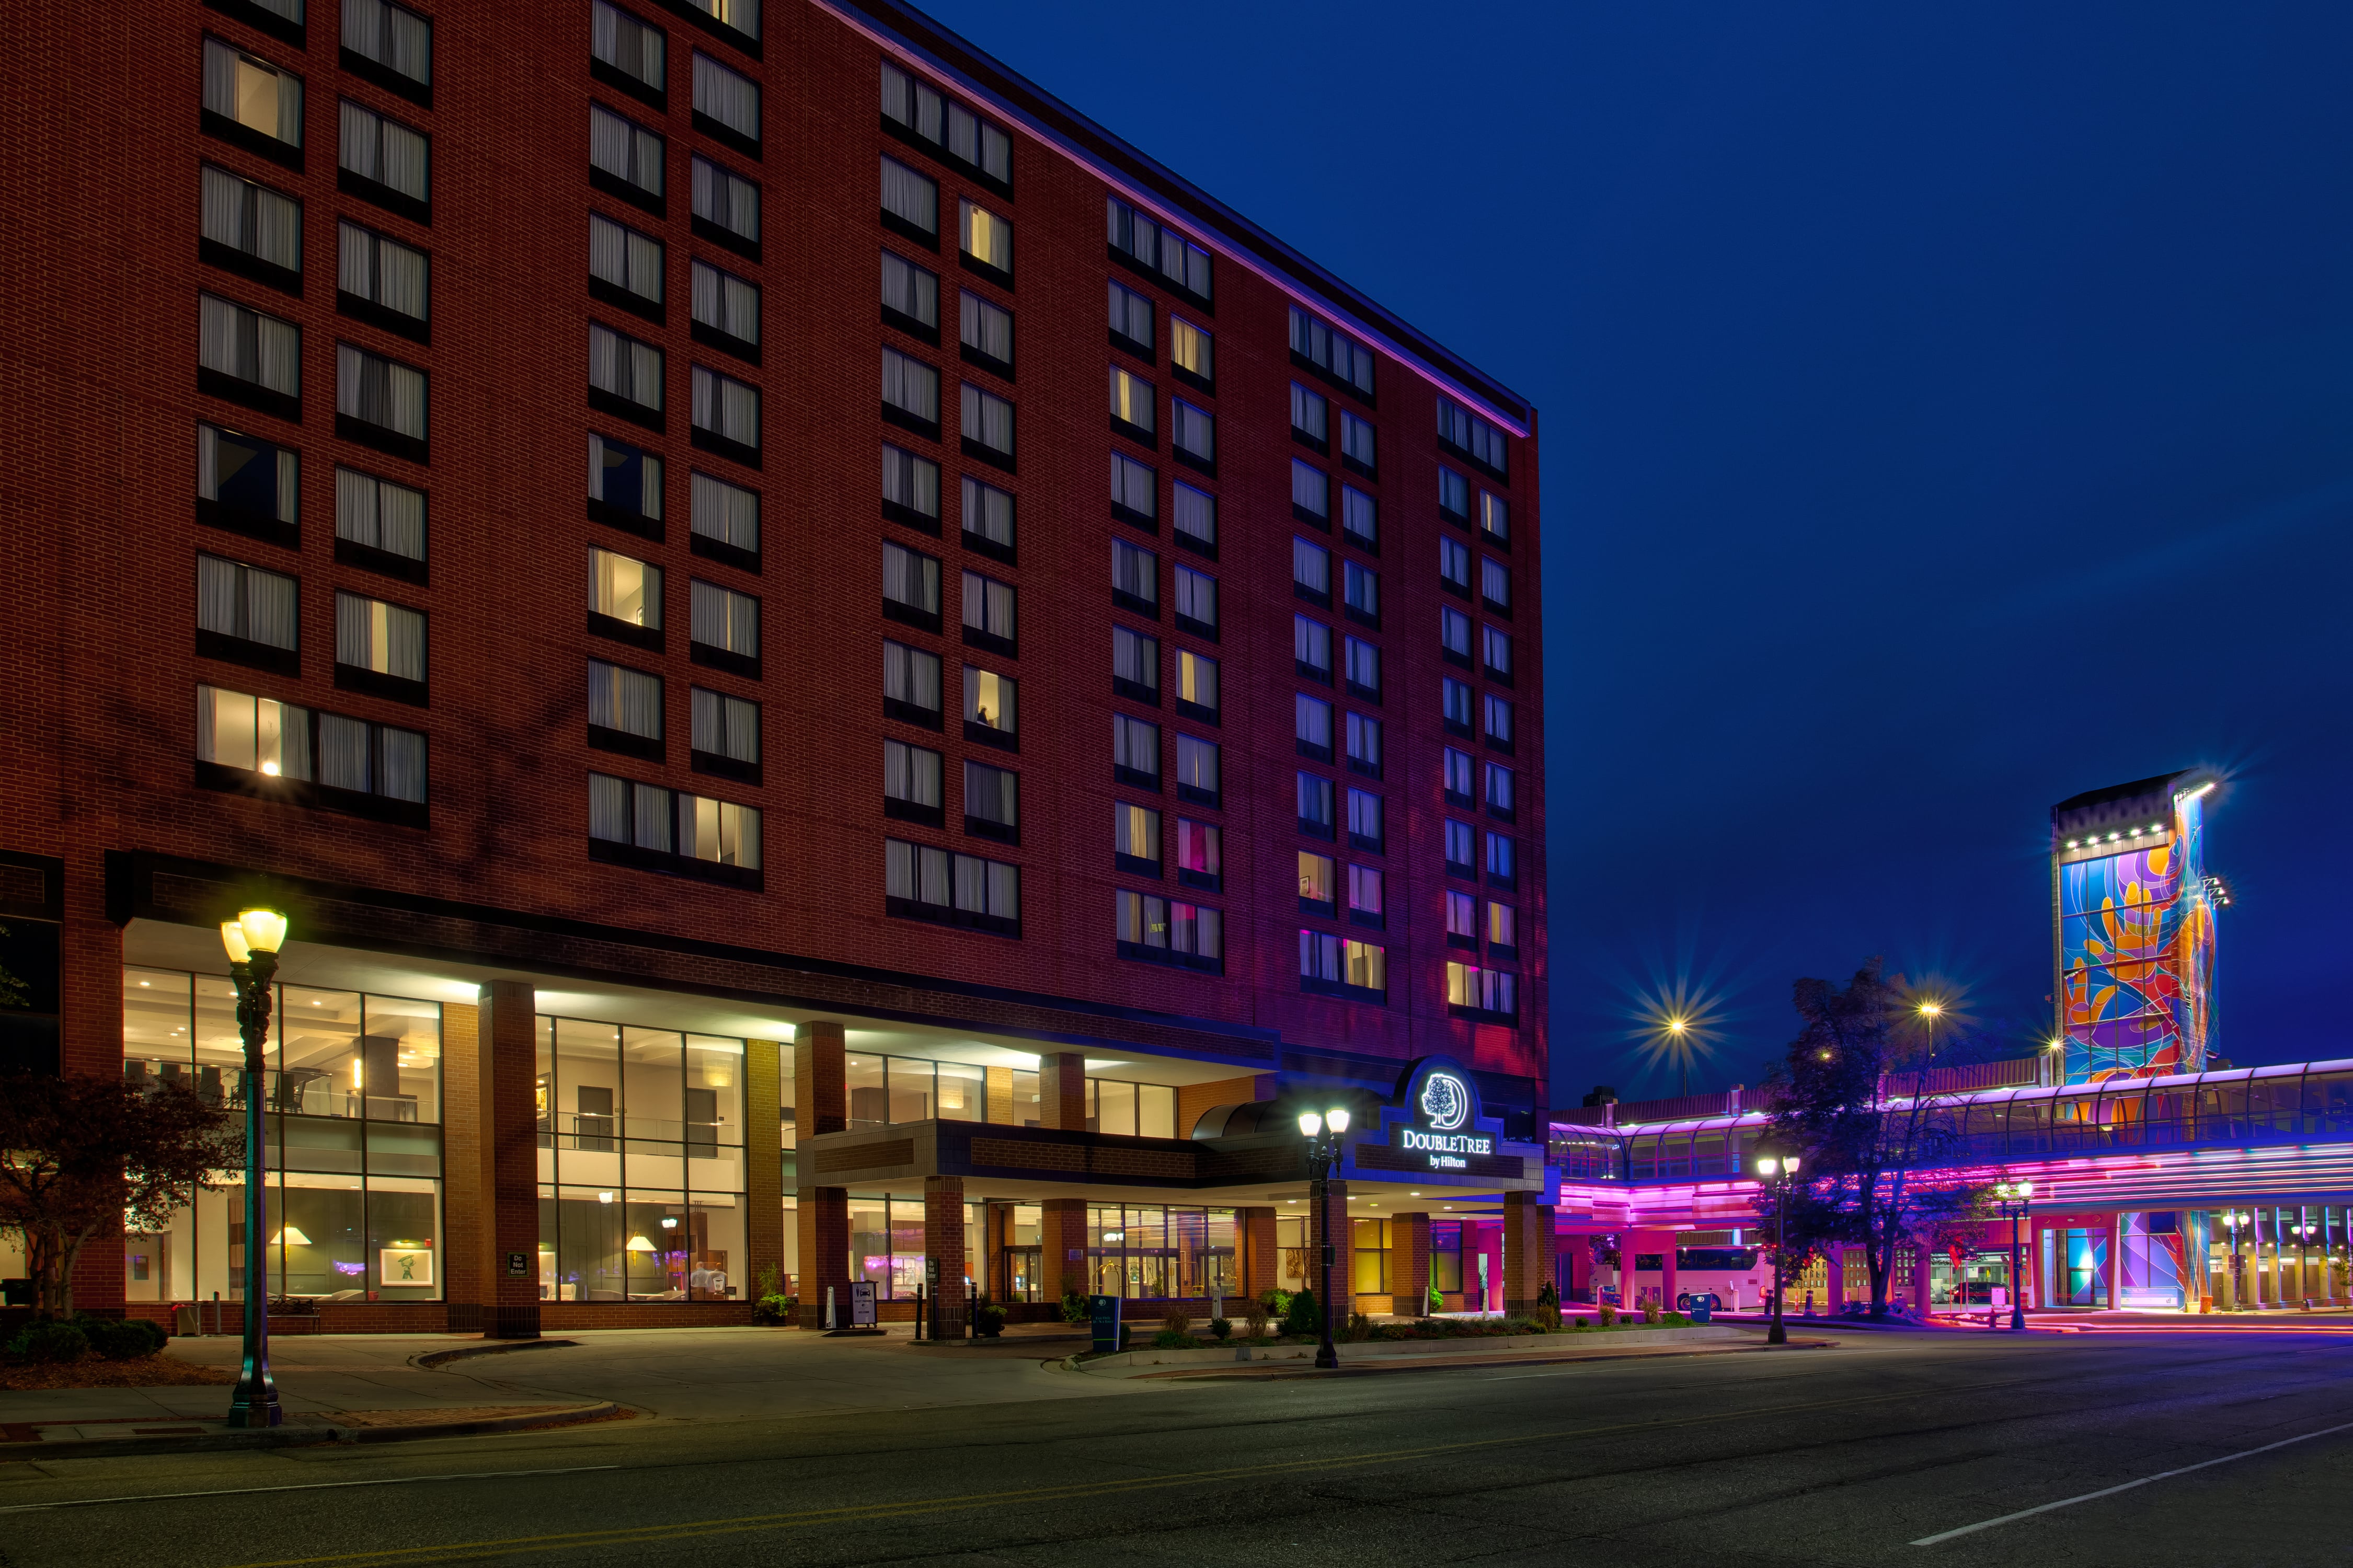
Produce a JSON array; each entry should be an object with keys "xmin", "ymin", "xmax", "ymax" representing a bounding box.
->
[
  {"xmin": 0, "ymin": 1465, "xmax": 621, "ymax": 1513},
  {"xmin": 1911, "ymin": 1420, "xmax": 2353, "ymax": 1544}
]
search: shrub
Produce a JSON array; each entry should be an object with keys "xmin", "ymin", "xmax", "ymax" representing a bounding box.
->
[
  {"xmin": 1574, "ymin": 1316, "xmax": 1591, "ymax": 1329},
  {"xmin": 1642, "ymin": 1302, "xmax": 1660, "ymax": 1324},
  {"xmin": 1209, "ymin": 1317, "xmax": 1232, "ymax": 1341},
  {"xmin": 89, "ymin": 1318, "xmax": 165, "ymax": 1360},
  {"xmin": 1598, "ymin": 1304, "xmax": 1617, "ymax": 1327},
  {"xmin": 12, "ymin": 1320, "xmax": 89, "ymax": 1363},
  {"xmin": 1163, "ymin": 1310, "xmax": 1193, "ymax": 1339},
  {"xmin": 1244, "ymin": 1303, "xmax": 1270, "ymax": 1339},
  {"xmin": 1060, "ymin": 1290, "xmax": 1089, "ymax": 1324},
  {"xmin": 1151, "ymin": 1329, "xmax": 1199, "ymax": 1349},
  {"xmin": 1662, "ymin": 1311, "xmax": 1689, "ymax": 1327},
  {"xmin": 751, "ymin": 1293, "xmax": 797, "ymax": 1326},
  {"xmin": 1428, "ymin": 1283, "xmax": 1444, "ymax": 1314},
  {"xmin": 1282, "ymin": 1287, "xmax": 1321, "ymax": 1339},
  {"xmin": 1344, "ymin": 1312, "xmax": 1373, "ymax": 1342},
  {"xmin": 974, "ymin": 1301, "xmax": 1008, "ymax": 1338}
]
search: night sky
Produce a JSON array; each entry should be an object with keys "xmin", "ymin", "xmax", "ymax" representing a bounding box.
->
[{"xmin": 917, "ymin": 2, "xmax": 2353, "ymax": 1101}]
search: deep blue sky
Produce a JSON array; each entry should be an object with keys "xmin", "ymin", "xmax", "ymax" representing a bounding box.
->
[{"xmin": 919, "ymin": 2, "xmax": 2353, "ymax": 1101}]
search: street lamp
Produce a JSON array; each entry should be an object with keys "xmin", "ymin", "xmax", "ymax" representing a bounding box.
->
[
  {"xmin": 1666, "ymin": 1016, "xmax": 1689, "ymax": 1097},
  {"xmin": 220, "ymin": 906, "xmax": 289, "ymax": 1428},
  {"xmin": 2222, "ymin": 1210, "xmax": 2252, "ymax": 1311},
  {"xmin": 1992, "ymin": 1180, "xmax": 2033, "ymax": 1331},
  {"xmin": 1298, "ymin": 1106, "xmax": 1351, "ymax": 1370},
  {"xmin": 1755, "ymin": 1153, "xmax": 1802, "ymax": 1345},
  {"xmin": 2291, "ymin": 1213, "xmax": 2318, "ymax": 1310}
]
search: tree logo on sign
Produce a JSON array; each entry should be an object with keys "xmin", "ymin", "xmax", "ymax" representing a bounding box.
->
[{"xmin": 1419, "ymin": 1073, "xmax": 1471, "ymax": 1132}]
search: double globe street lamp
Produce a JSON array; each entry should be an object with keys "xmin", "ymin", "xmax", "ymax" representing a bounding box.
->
[
  {"xmin": 220, "ymin": 906, "xmax": 290, "ymax": 1429},
  {"xmin": 1298, "ymin": 1106, "xmax": 1352, "ymax": 1370},
  {"xmin": 1992, "ymin": 1179, "xmax": 2033, "ymax": 1331},
  {"xmin": 1755, "ymin": 1152, "xmax": 1802, "ymax": 1345}
]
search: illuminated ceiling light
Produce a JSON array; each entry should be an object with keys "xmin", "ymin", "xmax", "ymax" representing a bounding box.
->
[
  {"xmin": 2183, "ymin": 781, "xmax": 2216, "ymax": 800},
  {"xmin": 2107, "ymin": 832, "xmax": 2120, "ymax": 841},
  {"xmin": 139, "ymin": 981, "xmax": 150, "ymax": 987},
  {"xmin": 2066, "ymin": 840, "xmax": 2080, "ymax": 848}
]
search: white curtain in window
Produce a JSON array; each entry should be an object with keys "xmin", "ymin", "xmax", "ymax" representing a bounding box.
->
[
  {"xmin": 379, "ymin": 725, "xmax": 427, "ymax": 801},
  {"xmin": 196, "ymin": 556, "xmax": 242, "ymax": 638},
  {"xmin": 1109, "ymin": 281, "xmax": 1152, "ymax": 349},
  {"xmin": 691, "ymin": 471, "xmax": 758, "ymax": 550},
  {"xmin": 1175, "ymin": 563, "xmax": 1215, "ymax": 628},
  {"xmin": 1176, "ymin": 735, "xmax": 1218, "ymax": 793},
  {"xmin": 881, "ymin": 251, "xmax": 936, "ymax": 325},
  {"xmin": 961, "ymin": 385, "xmax": 1012, "ymax": 455},
  {"xmin": 961, "ymin": 477, "xmax": 1013, "ymax": 545},
  {"xmin": 1294, "ymin": 615, "xmax": 1328, "ymax": 670},
  {"xmin": 1173, "ymin": 483, "xmax": 1214, "ymax": 545},
  {"xmin": 881, "ymin": 541, "xmax": 937, "ymax": 611},
  {"xmin": 960, "ymin": 293, "xmax": 1011, "ymax": 363},
  {"xmin": 338, "ymin": 344, "xmax": 426, "ymax": 436},
  {"xmin": 692, "ymin": 156, "xmax": 753, "ymax": 238},
  {"xmin": 591, "ymin": 105, "xmax": 663, "ymax": 193},
  {"xmin": 692, "ymin": 53, "xmax": 760, "ymax": 140},
  {"xmin": 1290, "ymin": 460, "xmax": 1327, "ymax": 517},
  {"xmin": 633, "ymin": 782, "xmax": 673, "ymax": 851},
  {"xmin": 591, "ymin": 0, "xmax": 662, "ymax": 85},
  {"xmin": 589, "ymin": 660, "xmax": 661, "ymax": 737},
  {"xmin": 692, "ymin": 261, "xmax": 757, "ymax": 342},
  {"xmin": 1342, "ymin": 486, "xmax": 1377, "ymax": 544},
  {"xmin": 1293, "ymin": 538, "xmax": 1329, "ymax": 594},
  {"xmin": 1114, "ymin": 714, "xmax": 1158, "ymax": 776},
  {"xmin": 882, "ymin": 444, "xmax": 938, "ymax": 516},
  {"xmin": 202, "ymin": 167, "xmax": 301, "ymax": 270},
  {"xmin": 885, "ymin": 641, "xmax": 940, "ymax": 710},
  {"xmin": 959, "ymin": 201, "xmax": 1010, "ymax": 270},
  {"xmin": 200, "ymin": 296, "xmax": 301, "ymax": 396},
  {"xmin": 880, "ymin": 157, "xmax": 937, "ymax": 234},
  {"xmin": 202, "ymin": 39, "xmax": 242, "ymax": 121},
  {"xmin": 589, "ymin": 773, "xmax": 630, "ymax": 841},
  {"xmin": 691, "ymin": 580, "xmax": 757, "ymax": 656},
  {"xmin": 961, "ymin": 572, "xmax": 1013, "ymax": 640},
  {"xmin": 1291, "ymin": 383, "xmax": 1327, "ymax": 440},
  {"xmin": 1110, "ymin": 454, "xmax": 1155, "ymax": 518},
  {"xmin": 1177, "ymin": 651, "xmax": 1216, "ymax": 712},
  {"xmin": 588, "ymin": 325, "xmax": 661, "ymax": 410},
  {"xmin": 247, "ymin": 567, "xmax": 297, "ymax": 649},
  {"xmin": 880, "ymin": 349, "xmax": 937, "ymax": 422},
  {"xmin": 692, "ymin": 365, "xmax": 758, "ymax": 445},
  {"xmin": 965, "ymin": 761, "xmax": 1016, "ymax": 826},
  {"xmin": 1173, "ymin": 401, "xmax": 1213, "ymax": 462},
  {"xmin": 346, "ymin": 0, "xmax": 431, "ymax": 82},
  {"xmin": 1111, "ymin": 539, "xmax": 1155, "ymax": 604},
  {"xmin": 318, "ymin": 712, "xmax": 371, "ymax": 793},
  {"xmin": 964, "ymin": 666, "xmax": 1014, "ymax": 730},
  {"xmin": 1296, "ymin": 695, "xmax": 1331, "ymax": 749}
]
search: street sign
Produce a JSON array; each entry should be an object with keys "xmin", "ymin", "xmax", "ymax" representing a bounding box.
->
[
  {"xmin": 851, "ymin": 1280, "xmax": 877, "ymax": 1327},
  {"xmin": 505, "ymin": 1251, "xmax": 529, "ymax": 1278}
]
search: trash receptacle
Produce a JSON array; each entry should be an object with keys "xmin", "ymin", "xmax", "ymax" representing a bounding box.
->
[{"xmin": 1689, "ymin": 1298, "xmax": 1712, "ymax": 1324}]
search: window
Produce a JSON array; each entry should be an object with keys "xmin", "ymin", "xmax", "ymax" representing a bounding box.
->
[
  {"xmin": 1170, "ymin": 399, "xmax": 1213, "ymax": 470},
  {"xmin": 1343, "ymin": 636, "xmax": 1380, "ymax": 700},
  {"xmin": 589, "ymin": 212, "xmax": 662, "ymax": 315},
  {"xmin": 1346, "ymin": 787, "xmax": 1383, "ymax": 852},
  {"xmin": 881, "ymin": 443, "xmax": 939, "ymax": 530},
  {"xmin": 880, "ymin": 156, "xmax": 938, "ymax": 241},
  {"xmin": 1298, "ymin": 851, "xmax": 1335, "ymax": 914},
  {"xmin": 1111, "ymin": 624, "xmax": 1158, "ymax": 704},
  {"xmin": 1174, "ymin": 562, "xmax": 1217, "ymax": 638},
  {"xmin": 1340, "ymin": 410, "xmax": 1375, "ymax": 474},
  {"xmin": 682, "ymin": 0, "xmax": 759, "ymax": 43},
  {"xmin": 964, "ymin": 758, "xmax": 1019, "ymax": 843},
  {"xmin": 336, "ymin": 342, "xmax": 430, "ymax": 459},
  {"xmin": 691, "ymin": 53, "xmax": 759, "ymax": 151},
  {"xmin": 1109, "ymin": 365, "xmax": 1156, "ymax": 440},
  {"xmin": 200, "ymin": 165, "xmax": 302, "ymax": 286},
  {"xmin": 1347, "ymin": 864, "xmax": 1384, "ymax": 927},
  {"xmin": 1289, "ymin": 306, "xmax": 1374, "ymax": 398},
  {"xmin": 1437, "ymin": 394, "xmax": 1509, "ymax": 477},
  {"xmin": 961, "ymin": 569, "xmax": 1015, "ymax": 654},
  {"xmin": 882, "ymin": 249, "xmax": 939, "ymax": 338},
  {"xmin": 1175, "ymin": 817, "xmax": 1220, "ymax": 890},
  {"xmin": 1114, "ymin": 801, "xmax": 1161, "ymax": 871},
  {"xmin": 691, "ymin": 579, "xmax": 760, "ymax": 671},
  {"xmin": 1112, "ymin": 713, "xmax": 1160, "ymax": 788},
  {"xmin": 959, "ymin": 199, "xmax": 1012, "ymax": 278},
  {"xmin": 202, "ymin": 39, "xmax": 303, "ymax": 160},
  {"xmin": 1300, "ymin": 932, "xmax": 1385, "ymax": 1000},
  {"xmin": 199, "ymin": 293, "xmax": 301, "ymax": 409},
  {"xmin": 328, "ymin": 467, "xmax": 422, "ymax": 570},
  {"xmin": 692, "ymin": 155, "xmax": 758, "ymax": 249},
  {"xmin": 592, "ymin": 104, "xmax": 665, "ymax": 207},
  {"xmin": 885, "ymin": 738, "xmax": 944, "ymax": 824},
  {"xmin": 881, "ymin": 539, "xmax": 940, "ymax": 628},
  {"xmin": 1109, "ymin": 280, "xmax": 1153, "ymax": 356},
  {"xmin": 1486, "ymin": 901, "xmax": 1518, "ymax": 955},
  {"xmin": 1296, "ymin": 773, "xmax": 1334, "ymax": 839},
  {"xmin": 1294, "ymin": 694, "xmax": 1333, "ymax": 760},
  {"xmin": 692, "ymin": 364, "xmax": 760, "ymax": 458},
  {"xmin": 196, "ymin": 685, "xmax": 309, "ymax": 781},
  {"xmin": 329, "ymin": 222, "xmax": 429, "ymax": 342},
  {"xmin": 1446, "ymin": 890, "xmax": 1477, "ymax": 947},
  {"xmin": 886, "ymin": 839, "xmax": 1019, "ymax": 936},
  {"xmin": 591, "ymin": 0, "xmax": 665, "ymax": 100},
  {"xmin": 1291, "ymin": 459, "xmax": 1329, "ymax": 525},
  {"xmin": 1484, "ymin": 760, "xmax": 1515, "ymax": 818},
  {"xmin": 1115, "ymin": 892, "xmax": 1221, "ymax": 972},
  {"xmin": 1442, "ymin": 676, "xmax": 1473, "ymax": 735},
  {"xmin": 1107, "ymin": 197, "xmax": 1212, "ymax": 302},
  {"xmin": 199, "ymin": 424, "xmax": 299, "ymax": 540},
  {"xmin": 1447, "ymin": 963, "xmax": 1517, "ymax": 1020},
  {"xmin": 1109, "ymin": 451, "xmax": 1157, "ymax": 528},
  {"xmin": 880, "ymin": 347, "xmax": 939, "ymax": 433},
  {"xmin": 879, "ymin": 60, "xmax": 1012, "ymax": 184},
  {"xmin": 1175, "ymin": 732, "xmax": 1217, "ymax": 805},
  {"xmin": 691, "ymin": 259, "xmax": 760, "ymax": 352},
  {"xmin": 588, "ymin": 546, "xmax": 660, "ymax": 633},
  {"xmin": 1484, "ymin": 693, "xmax": 1513, "ymax": 748},
  {"xmin": 592, "ymin": 775, "xmax": 761, "ymax": 880},
  {"xmin": 316, "ymin": 710, "xmax": 428, "ymax": 811},
  {"xmin": 589, "ymin": 323, "xmax": 663, "ymax": 422},
  {"xmin": 1344, "ymin": 560, "xmax": 1379, "ymax": 624},
  {"xmin": 1345, "ymin": 711, "xmax": 1381, "ymax": 778},
  {"xmin": 1482, "ymin": 625, "xmax": 1513, "ymax": 682},
  {"xmin": 1169, "ymin": 317, "xmax": 1213, "ymax": 389},
  {"xmin": 960, "ymin": 292, "xmax": 1012, "ymax": 374},
  {"xmin": 1293, "ymin": 537, "xmax": 1330, "ymax": 604},
  {"xmin": 1173, "ymin": 482, "xmax": 1216, "ymax": 555},
  {"xmin": 1485, "ymin": 831, "xmax": 1517, "ymax": 886},
  {"xmin": 339, "ymin": 99, "xmax": 429, "ymax": 214},
  {"xmin": 1294, "ymin": 614, "xmax": 1331, "ymax": 682},
  {"xmin": 343, "ymin": 0, "xmax": 431, "ymax": 94},
  {"xmin": 964, "ymin": 665, "xmax": 1016, "ymax": 742},
  {"xmin": 1439, "ymin": 465, "xmax": 1470, "ymax": 525},
  {"xmin": 1481, "ymin": 556, "xmax": 1511, "ymax": 614},
  {"xmin": 1290, "ymin": 383, "xmax": 1328, "ymax": 447},
  {"xmin": 587, "ymin": 658, "xmax": 663, "ymax": 747},
  {"xmin": 884, "ymin": 639, "xmax": 943, "ymax": 725},
  {"xmin": 961, "ymin": 383, "xmax": 1014, "ymax": 466},
  {"xmin": 961, "ymin": 476, "xmax": 1014, "ymax": 558},
  {"xmin": 688, "ymin": 689, "xmax": 759, "ymax": 778},
  {"xmin": 588, "ymin": 433, "xmax": 662, "ymax": 529},
  {"xmin": 1444, "ymin": 818, "xmax": 1475, "ymax": 877},
  {"xmin": 1341, "ymin": 486, "xmax": 1377, "ymax": 551},
  {"xmin": 1112, "ymin": 537, "xmax": 1157, "ymax": 615},
  {"xmin": 1175, "ymin": 650, "xmax": 1217, "ymax": 721},
  {"xmin": 1440, "ymin": 536, "xmax": 1471, "ymax": 594},
  {"xmin": 196, "ymin": 553, "xmax": 299, "ymax": 665},
  {"xmin": 690, "ymin": 470, "xmax": 758, "ymax": 559},
  {"xmin": 1443, "ymin": 747, "xmax": 1473, "ymax": 807},
  {"xmin": 1440, "ymin": 606, "xmax": 1472, "ymax": 665},
  {"xmin": 334, "ymin": 591, "xmax": 426, "ymax": 702},
  {"xmin": 1480, "ymin": 490, "xmax": 1509, "ymax": 545}
]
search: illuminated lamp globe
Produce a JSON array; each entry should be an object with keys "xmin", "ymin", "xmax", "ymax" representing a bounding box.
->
[
  {"xmin": 1297, "ymin": 1111, "xmax": 1323, "ymax": 1138},
  {"xmin": 1326, "ymin": 1106, "xmax": 1351, "ymax": 1134}
]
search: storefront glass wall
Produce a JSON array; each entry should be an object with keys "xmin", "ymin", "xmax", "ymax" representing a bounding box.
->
[
  {"xmin": 1083, "ymin": 1205, "xmax": 1234, "ymax": 1300},
  {"xmin": 846, "ymin": 1195, "xmax": 981, "ymax": 1299},
  {"xmin": 830, "ymin": 1047, "xmax": 1176, "ymax": 1134}
]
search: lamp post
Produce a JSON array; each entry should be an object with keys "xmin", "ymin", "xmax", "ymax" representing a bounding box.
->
[
  {"xmin": 220, "ymin": 905, "xmax": 290, "ymax": 1429},
  {"xmin": 1992, "ymin": 1180, "xmax": 2033, "ymax": 1331},
  {"xmin": 1298, "ymin": 1105, "xmax": 1352, "ymax": 1370},
  {"xmin": 1755, "ymin": 1153, "xmax": 1802, "ymax": 1345},
  {"xmin": 2222, "ymin": 1210, "xmax": 2251, "ymax": 1311},
  {"xmin": 2291, "ymin": 1213, "xmax": 2317, "ymax": 1309},
  {"xmin": 1667, "ymin": 1017, "xmax": 1689, "ymax": 1098}
]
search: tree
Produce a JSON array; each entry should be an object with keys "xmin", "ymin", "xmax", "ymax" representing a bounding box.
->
[
  {"xmin": 1751, "ymin": 959, "xmax": 1987, "ymax": 1315},
  {"xmin": 0, "ymin": 1074, "xmax": 239, "ymax": 1314}
]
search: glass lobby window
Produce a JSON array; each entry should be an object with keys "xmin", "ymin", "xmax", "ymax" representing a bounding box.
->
[{"xmin": 845, "ymin": 1052, "xmax": 886, "ymax": 1127}]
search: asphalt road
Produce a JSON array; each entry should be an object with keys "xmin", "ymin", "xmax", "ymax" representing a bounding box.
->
[{"xmin": 2, "ymin": 1331, "xmax": 2349, "ymax": 1566}]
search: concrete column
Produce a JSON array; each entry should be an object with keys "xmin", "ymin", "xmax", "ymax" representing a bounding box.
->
[
  {"xmin": 924, "ymin": 1174, "xmax": 967, "ymax": 1338},
  {"xmin": 1039, "ymin": 1051, "xmax": 1087, "ymax": 1130},
  {"xmin": 1040, "ymin": 1197, "xmax": 1088, "ymax": 1301},
  {"xmin": 481, "ymin": 981, "xmax": 541, "ymax": 1339},
  {"xmin": 793, "ymin": 1020, "xmax": 848, "ymax": 1330},
  {"xmin": 743, "ymin": 1040, "xmax": 784, "ymax": 1299},
  {"xmin": 1314, "ymin": 1180, "xmax": 1349, "ymax": 1335},
  {"xmin": 61, "ymin": 912, "xmax": 124, "ymax": 1313},
  {"xmin": 1392, "ymin": 1212, "xmax": 1431, "ymax": 1316},
  {"xmin": 440, "ymin": 1000, "xmax": 484, "ymax": 1324},
  {"xmin": 1239, "ymin": 1206, "xmax": 1277, "ymax": 1302}
]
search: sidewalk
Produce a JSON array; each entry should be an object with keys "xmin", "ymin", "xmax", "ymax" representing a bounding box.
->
[{"xmin": 1071, "ymin": 1323, "xmax": 1832, "ymax": 1379}]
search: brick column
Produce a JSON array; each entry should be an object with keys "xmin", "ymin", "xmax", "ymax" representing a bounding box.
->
[
  {"xmin": 1313, "ymin": 1179, "xmax": 1348, "ymax": 1334},
  {"xmin": 743, "ymin": 1039, "xmax": 783, "ymax": 1299},
  {"xmin": 482, "ymin": 981, "xmax": 541, "ymax": 1339},
  {"xmin": 61, "ymin": 911, "xmax": 124, "ymax": 1314},
  {"xmin": 1392, "ymin": 1212, "xmax": 1431, "ymax": 1316},
  {"xmin": 1239, "ymin": 1206, "xmax": 1277, "ymax": 1302},
  {"xmin": 440, "ymin": 1000, "xmax": 484, "ymax": 1327},
  {"xmin": 1040, "ymin": 1197, "xmax": 1088, "ymax": 1301},
  {"xmin": 925, "ymin": 1174, "xmax": 967, "ymax": 1338},
  {"xmin": 794, "ymin": 1021, "xmax": 847, "ymax": 1329},
  {"xmin": 1503, "ymin": 1190, "xmax": 1548, "ymax": 1318},
  {"xmin": 1912, "ymin": 1237, "xmax": 1933, "ymax": 1316},
  {"xmin": 1039, "ymin": 1051, "xmax": 1087, "ymax": 1129}
]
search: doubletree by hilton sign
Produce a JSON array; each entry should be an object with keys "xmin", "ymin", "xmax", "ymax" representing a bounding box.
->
[
  {"xmin": 1352, "ymin": 1056, "xmax": 1525, "ymax": 1183},
  {"xmin": 1398, "ymin": 1070, "xmax": 1493, "ymax": 1168}
]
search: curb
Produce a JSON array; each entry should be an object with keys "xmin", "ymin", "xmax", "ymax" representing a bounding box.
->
[
  {"xmin": 0, "ymin": 1401, "xmax": 623, "ymax": 1461},
  {"xmin": 1089, "ymin": 1339, "xmax": 1839, "ymax": 1381},
  {"xmin": 412, "ymin": 1338, "xmax": 581, "ymax": 1369}
]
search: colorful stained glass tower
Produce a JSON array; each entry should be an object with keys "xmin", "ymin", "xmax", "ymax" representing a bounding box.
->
[{"xmin": 2051, "ymin": 771, "xmax": 2221, "ymax": 1085}]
